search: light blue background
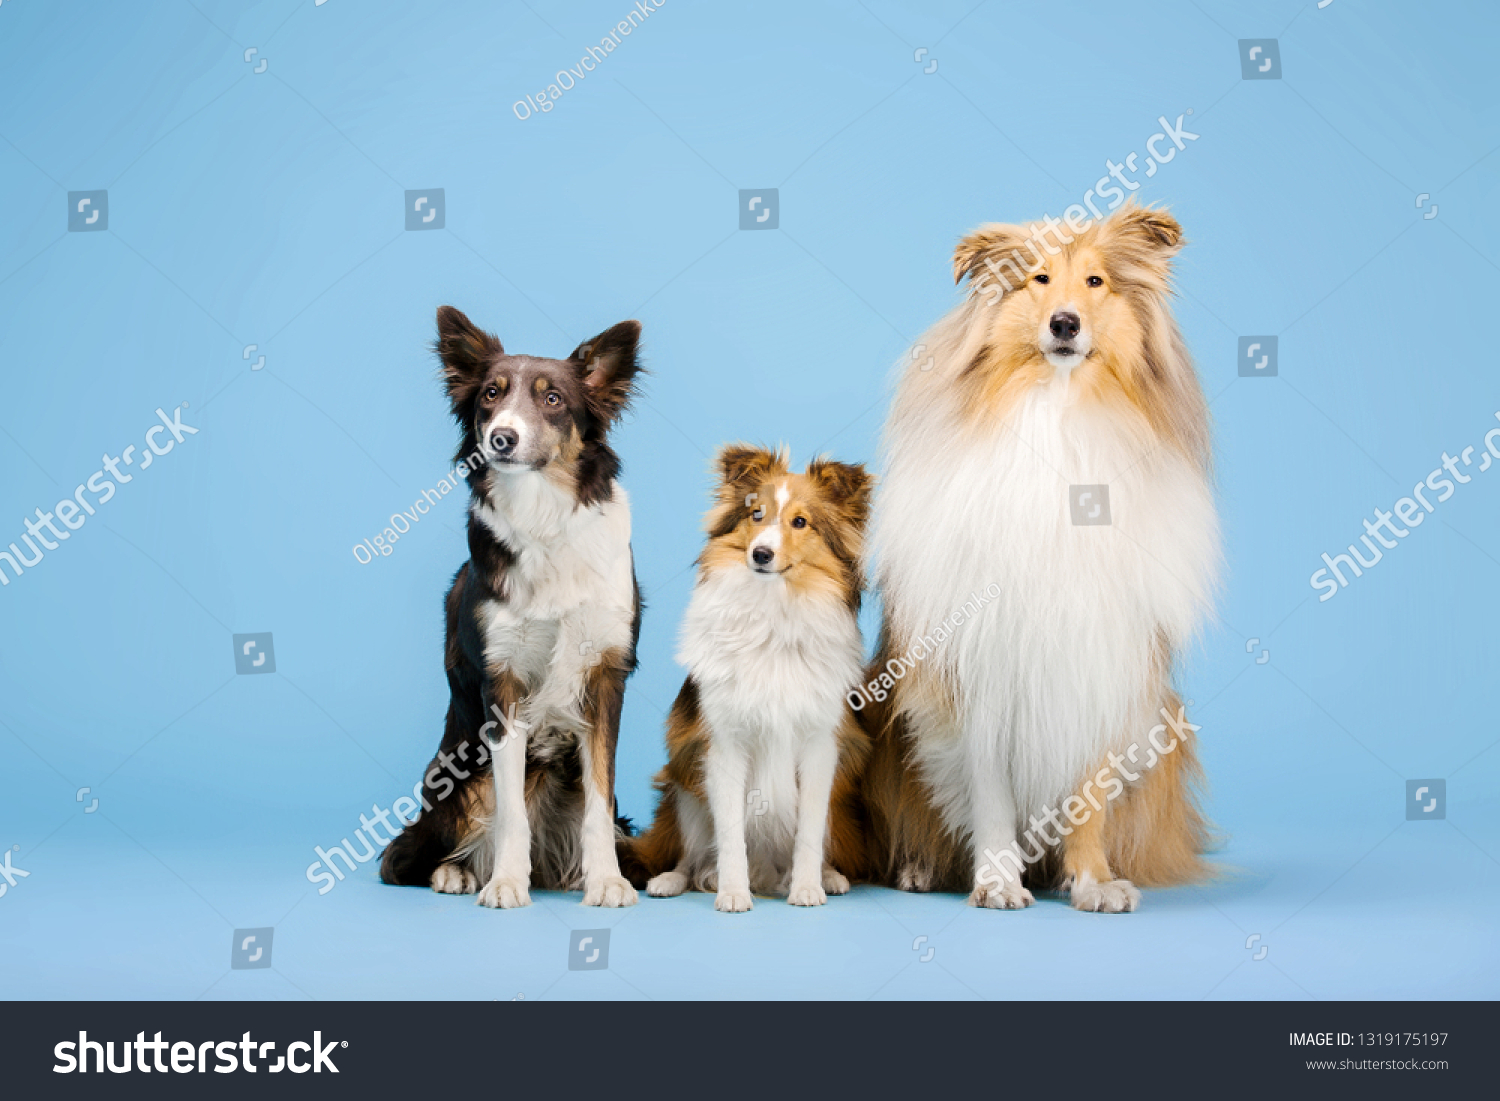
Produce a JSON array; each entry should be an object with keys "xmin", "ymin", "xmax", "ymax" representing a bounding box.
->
[{"xmin": 1, "ymin": 0, "xmax": 1496, "ymax": 1000}]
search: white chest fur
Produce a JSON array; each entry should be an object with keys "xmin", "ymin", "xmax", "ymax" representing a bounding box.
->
[
  {"xmin": 679, "ymin": 566, "xmax": 862, "ymax": 745},
  {"xmin": 473, "ymin": 473, "xmax": 636, "ymax": 746},
  {"xmin": 872, "ymin": 377, "xmax": 1219, "ymax": 813}
]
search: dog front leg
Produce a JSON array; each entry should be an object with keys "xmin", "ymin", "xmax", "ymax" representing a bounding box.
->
[
  {"xmin": 704, "ymin": 738, "xmax": 753, "ymax": 912},
  {"xmin": 579, "ymin": 651, "xmax": 637, "ymax": 907},
  {"xmin": 478, "ymin": 671, "xmax": 532, "ymax": 909},
  {"xmin": 787, "ymin": 732, "xmax": 838, "ymax": 907},
  {"xmin": 967, "ymin": 752, "xmax": 1034, "ymax": 910}
]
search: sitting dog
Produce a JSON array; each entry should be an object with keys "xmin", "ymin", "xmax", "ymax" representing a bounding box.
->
[
  {"xmin": 620, "ymin": 446, "xmax": 871, "ymax": 911},
  {"xmin": 860, "ymin": 201, "xmax": 1219, "ymax": 912},
  {"xmin": 380, "ymin": 306, "xmax": 644, "ymax": 908}
]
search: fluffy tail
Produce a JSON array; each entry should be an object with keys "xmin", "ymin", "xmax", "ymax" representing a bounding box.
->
[
  {"xmin": 379, "ymin": 810, "xmax": 456, "ymax": 886},
  {"xmin": 615, "ymin": 790, "xmax": 682, "ymax": 889},
  {"xmin": 1106, "ymin": 693, "xmax": 1215, "ymax": 887}
]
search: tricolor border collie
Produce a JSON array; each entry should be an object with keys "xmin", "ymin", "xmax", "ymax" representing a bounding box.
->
[
  {"xmin": 860, "ymin": 201, "xmax": 1219, "ymax": 912},
  {"xmin": 380, "ymin": 306, "xmax": 643, "ymax": 908},
  {"xmin": 620, "ymin": 446, "xmax": 871, "ymax": 911}
]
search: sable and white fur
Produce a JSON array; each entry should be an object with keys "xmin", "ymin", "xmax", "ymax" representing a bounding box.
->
[
  {"xmin": 861, "ymin": 202, "xmax": 1219, "ymax": 912},
  {"xmin": 621, "ymin": 447, "xmax": 872, "ymax": 911},
  {"xmin": 381, "ymin": 306, "xmax": 644, "ymax": 909}
]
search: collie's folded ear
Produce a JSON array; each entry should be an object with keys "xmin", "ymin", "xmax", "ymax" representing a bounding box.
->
[
  {"xmin": 1108, "ymin": 202, "xmax": 1184, "ymax": 255},
  {"xmin": 806, "ymin": 459, "xmax": 873, "ymax": 527},
  {"xmin": 435, "ymin": 306, "xmax": 502, "ymax": 414},
  {"xmin": 952, "ymin": 223, "xmax": 1034, "ymax": 285},
  {"xmin": 571, "ymin": 320, "xmax": 643, "ymax": 423}
]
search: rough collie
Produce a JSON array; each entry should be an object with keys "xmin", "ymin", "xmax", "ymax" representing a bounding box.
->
[
  {"xmin": 860, "ymin": 201, "xmax": 1219, "ymax": 912},
  {"xmin": 380, "ymin": 306, "xmax": 644, "ymax": 908},
  {"xmin": 620, "ymin": 446, "xmax": 871, "ymax": 911}
]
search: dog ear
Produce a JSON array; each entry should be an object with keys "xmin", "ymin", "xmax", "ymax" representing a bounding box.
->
[
  {"xmin": 571, "ymin": 321, "xmax": 643, "ymax": 423},
  {"xmin": 806, "ymin": 459, "xmax": 873, "ymax": 526},
  {"xmin": 952, "ymin": 223, "xmax": 1035, "ymax": 285},
  {"xmin": 806, "ymin": 459, "xmax": 873, "ymax": 563},
  {"xmin": 707, "ymin": 444, "xmax": 788, "ymax": 535},
  {"xmin": 435, "ymin": 306, "xmax": 502, "ymax": 414},
  {"xmin": 1108, "ymin": 202, "xmax": 1184, "ymax": 255}
]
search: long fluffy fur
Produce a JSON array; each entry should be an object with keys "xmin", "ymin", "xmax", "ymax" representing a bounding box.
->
[
  {"xmin": 621, "ymin": 447, "xmax": 872, "ymax": 908},
  {"xmin": 860, "ymin": 201, "xmax": 1219, "ymax": 908}
]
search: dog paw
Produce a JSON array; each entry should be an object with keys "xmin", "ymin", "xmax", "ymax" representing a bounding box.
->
[
  {"xmin": 822, "ymin": 867, "xmax": 851, "ymax": 895},
  {"xmin": 714, "ymin": 887, "xmax": 754, "ymax": 913},
  {"xmin": 583, "ymin": 875, "xmax": 638, "ymax": 908},
  {"xmin": 646, "ymin": 871, "xmax": 688, "ymax": 898},
  {"xmin": 431, "ymin": 865, "xmax": 478, "ymax": 894},
  {"xmin": 477, "ymin": 876, "xmax": 532, "ymax": 909},
  {"xmin": 967, "ymin": 881, "xmax": 1035, "ymax": 910},
  {"xmin": 1070, "ymin": 876, "xmax": 1140, "ymax": 913},
  {"xmin": 897, "ymin": 863, "xmax": 933, "ymax": 892},
  {"xmin": 787, "ymin": 880, "xmax": 827, "ymax": 907}
]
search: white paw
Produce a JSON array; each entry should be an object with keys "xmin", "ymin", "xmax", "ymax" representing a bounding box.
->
[
  {"xmin": 822, "ymin": 867, "xmax": 851, "ymax": 895},
  {"xmin": 714, "ymin": 887, "xmax": 754, "ymax": 913},
  {"xmin": 583, "ymin": 875, "xmax": 638, "ymax": 908},
  {"xmin": 897, "ymin": 863, "xmax": 933, "ymax": 892},
  {"xmin": 477, "ymin": 875, "xmax": 531, "ymax": 909},
  {"xmin": 1070, "ymin": 876, "xmax": 1140, "ymax": 913},
  {"xmin": 647, "ymin": 871, "xmax": 688, "ymax": 898},
  {"xmin": 967, "ymin": 880, "xmax": 1035, "ymax": 910},
  {"xmin": 431, "ymin": 865, "xmax": 478, "ymax": 894},
  {"xmin": 787, "ymin": 880, "xmax": 827, "ymax": 907}
]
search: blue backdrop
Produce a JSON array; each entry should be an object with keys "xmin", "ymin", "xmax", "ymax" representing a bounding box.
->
[{"xmin": 1, "ymin": 0, "xmax": 1496, "ymax": 1000}]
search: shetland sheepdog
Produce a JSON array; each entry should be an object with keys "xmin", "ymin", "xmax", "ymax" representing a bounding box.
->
[
  {"xmin": 860, "ymin": 201, "xmax": 1219, "ymax": 912},
  {"xmin": 380, "ymin": 306, "xmax": 644, "ymax": 908},
  {"xmin": 619, "ymin": 446, "xmax": 871, "ymax": 911}
]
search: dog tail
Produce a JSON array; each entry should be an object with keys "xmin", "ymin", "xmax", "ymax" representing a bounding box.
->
[
  {"xmin": 616, "ymin": 788, "xmax": 682, "ymax": 889},
  {"xmin": 1107, "ymin": 692, "xmax": 1215, "ymax": 887},
  {"xmin": 379, "ymin": 814, "xmax": 451, "ymax": 886}
]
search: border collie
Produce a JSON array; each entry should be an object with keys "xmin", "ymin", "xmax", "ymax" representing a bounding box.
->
[
  {"xmin": 380, "ymin": 306, "xmax": 644, "ymax": 908},
  {"xmin": 860, "ymin": 202, "xmax": 1219, "ymax": 912},
  {"xmin": 620, "ymin": 446, "xmax": 871, "ymax": 911}
]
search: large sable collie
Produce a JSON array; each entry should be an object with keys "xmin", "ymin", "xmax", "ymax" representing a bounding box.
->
[
  {"xmin": 860, "ymin": 201, "xmax": 1219, "ymax": 912},
  {"xmin": 380, "ymin": 306, "xmax": 644, "ymax": 908},
  {"xmin": 619, "ymin": 446, "xmax": 871, "ymax": 911}
]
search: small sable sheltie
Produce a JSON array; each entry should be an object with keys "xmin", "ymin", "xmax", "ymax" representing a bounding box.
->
[
  {"xmin": 619, "ymin": 446, "xmax": 871, "ymax": 911},
  {"xmin": 861, "ymin": 201, "xmax": 1220, "ymax": 912},
  {"xmin": 380, "ymin": 306, "xmax": 644, "ymax": 909}
]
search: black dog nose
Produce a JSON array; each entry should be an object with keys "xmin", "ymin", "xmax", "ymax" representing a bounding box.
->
[
  {"xmin": 1049, "ymin": 311, "xmax": 1081, "ymax": 340},
  {"xmin": 489, "ymin": 428, "xmax": 518, "ymax": 456},
  {"xmin": 752, "ymin": 546, "xmax": 774, "ymax": 566}
]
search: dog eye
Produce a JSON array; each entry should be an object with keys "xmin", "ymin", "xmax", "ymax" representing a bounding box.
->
[
  {"xmin": 791, "ymin": 516, "xmax": 807, "ymax": 529},
  {"xmin": 1087, "ymin": 275, "xmax": 1103, "ymax": 287},
  {"xmin": 544, "ymin": 391, "xmax": 561, "ymax": 407},
  {"xmin": 484, "ymin": 385, "xmax": 498, "ymax": 400},
  {"xmin": 751, "ymin": 508, "xmax": 764, "ymax": 521},
  {"xmin": 1034, "ymin": 274, "xmax": 1049, "ymax": 284}
]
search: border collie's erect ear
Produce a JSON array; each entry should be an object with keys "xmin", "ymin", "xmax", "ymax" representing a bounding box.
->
[
  {"xmin": 570, "ymin": 320, "xmax": 643, "ymax": 424},
  {"xmin": 435, "ymin": 306, "xmax": 502, "ymax": 415}
]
